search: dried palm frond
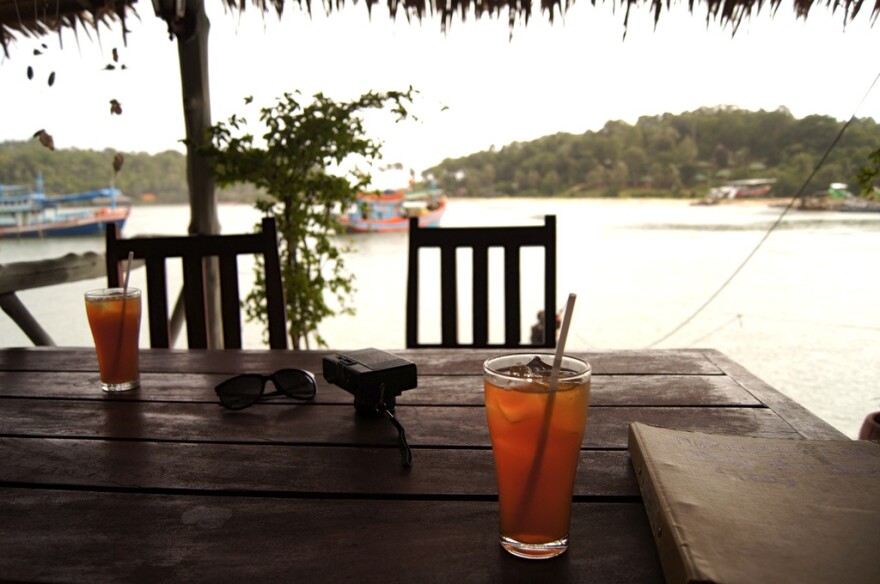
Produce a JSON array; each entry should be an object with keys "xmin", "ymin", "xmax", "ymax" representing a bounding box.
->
[
  {"xmin": 33, "ymin": 129, "xmax": 55, "ymax": 151},
  {"xmin": 1, "ymin": 0, "xmax": 878, "ymax": 58}
]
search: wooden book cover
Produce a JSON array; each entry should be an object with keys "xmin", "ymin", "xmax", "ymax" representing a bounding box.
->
[{"xmin": 627, "ymin": 423, "xmax": 880, "ymax": 584}]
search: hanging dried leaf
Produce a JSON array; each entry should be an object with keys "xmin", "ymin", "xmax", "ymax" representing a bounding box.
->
[
  {"xmin": 112, "ymin": 48, "xmax": 119, "ymax": 62},
  {"xmin": 113, "ymin": 153, "xmax": 124, "ymax": 175},
  {"xmin": 33, "ymin": 129, "xmax": 55, "ymax": 151},
  {"xmin": 110, "ymin": 99, "xmax": 122, "ymax": 115},
  {"xmin": 47, "ymin": 72, "xmax": 55, "ymax": 86},
  {"xmin": 26, "ymin": 66, "xmax": 33, "ymax": 80}
]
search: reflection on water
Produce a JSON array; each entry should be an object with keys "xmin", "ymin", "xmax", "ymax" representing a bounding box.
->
[
  {"xmin": 636, "ymin": 219, "xmax": 880, "ymax": 231},
  {"xmin": 1, "ymin": 199, "xmax": 879, "ymax": 439}
]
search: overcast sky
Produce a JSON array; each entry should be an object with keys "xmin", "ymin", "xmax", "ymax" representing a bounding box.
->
[{"xmin": 1, "ymin": 3, "xmax": 879, "ymax": 188}]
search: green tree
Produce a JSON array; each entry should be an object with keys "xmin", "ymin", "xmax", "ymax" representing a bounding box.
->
[
  {"xmin": 540, "ymin": 169, "xmax": 561, "ymax": 195},
  {"xmin": 201, "ymin": 89, "xmax": 415, "ymax": 349},
  {"xmin": 607, "ymin": 160, "xmax": 630, "ymax": 194},
  {"xmin": 856, "ymin": 148, "xmax": 880, "ymax": 199},
  {"xmin": 526, "ymin": 169, "xmax": 541, "ymax": 191},
  {"xmin": 585, "ymin": 166, "xmax": 608, "ymax": 191}
]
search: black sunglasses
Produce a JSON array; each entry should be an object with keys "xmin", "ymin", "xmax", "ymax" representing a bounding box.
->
[{"xmin": 215, "ymin": 369, "xmax": 317, "ymax": 410}]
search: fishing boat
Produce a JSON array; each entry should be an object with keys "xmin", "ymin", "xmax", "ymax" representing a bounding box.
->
[
  {"xmin": 705, "ymin": 178, "xmax": 777, "ymax": 201},
  {"xmin": 0, "ymin": 175, "xmax": 130, "ymax": 238},
  {"xmin": 337, "ymin": 187, "xmax": 447, "ymax": 233},
  {"xmin": 796, "ymin": 182, "xmax": 880, "ymax": 212}
]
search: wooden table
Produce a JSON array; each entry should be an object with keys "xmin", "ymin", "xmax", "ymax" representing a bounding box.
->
[{"xmin": 0, "ymin": 347, "xmax": 845, "ymax": 582}]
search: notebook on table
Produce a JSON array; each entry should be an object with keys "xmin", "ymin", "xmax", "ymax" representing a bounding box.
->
[{"xmin": 627, "ymin": 422, "xmax": 880, "ymax": 584}]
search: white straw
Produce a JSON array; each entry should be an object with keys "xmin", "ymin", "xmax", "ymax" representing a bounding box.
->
[
  {"xmin": 515, "ymin": 292, "xmax": 578, "ymax": 522},
  {"xmin": 112, "ymin": 251, "xmax": 136, "ymax": 372},
  {"xmin": 549, "ymin": 293, "xmax": 577, "ymax": 391},
  {"xmin": 122, "ymin": 251, "xmax": 134, "ymax": 294}
]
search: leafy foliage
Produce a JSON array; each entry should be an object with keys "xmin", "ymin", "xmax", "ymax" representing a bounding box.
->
[
  {"xmin": 200, "ymin": 89, "xmax": 415, "ymax": 349},
  {"xmin": 856, "ymin": 148, "xmax": 880, "ymax": 200},
  {"xmin": 0, "ymin": 140, "xmax": 258, "ymax": 203},
  {"xmin": 426, "ymin": 106, "xmax": 880, "ymax": 199},
  {"xmin": 5, "ymin": 106, "xmax": 879, "ymax": 206}
]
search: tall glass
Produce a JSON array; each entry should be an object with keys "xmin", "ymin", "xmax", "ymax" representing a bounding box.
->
[
  {"xmin": 483, "ymin": 353, "xmax": 591, "ymax": 559},
  {"xmin": 84, "ymin": 288, "xmax": 142, "ymax": 392}
]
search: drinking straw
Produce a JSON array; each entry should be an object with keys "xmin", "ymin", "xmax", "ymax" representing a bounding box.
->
[
  {"xmin": 550, "ymin": 293, "xmax": 577, "ymax": 392},
  {"xmin": 122, "ymin": 251, "xmax": 134, "ymax": 293},
  {"xmin": 517, "ymin": 293, "xmax": 577, "ymax": 520},
  {"xmin": 119, "ymin": 250, "xmax": 134, "ymax": 325},
  {"xmin": 112, "ymin": 252, "xmax": 135, "ymax": 374}
]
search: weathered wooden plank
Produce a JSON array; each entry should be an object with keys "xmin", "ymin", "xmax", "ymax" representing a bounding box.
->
[
  {"xmin": 0, "ymin": 438, "xmax": 639, "ymax": 497},
  {"xmin": 390, "ymin": 348, "xmax": 723, "ymax": 375},
  {"xmin": 0, "ymin": 347, "xmax": 725, "ymax": 376},
  {"xmin": 0, "ymin": 370, "xmax": 762, "ymax": 407},
  {"xmin": 0, "ymin": 400, "xmax": 799, "ymax": 448},
  {"xmin": 703, "ymin": 349, "xmax": 848, "ymax": 440},
  {"xmin": 0, "ymin": 252, "xmax": 106, "ymax": 294},
  {"xmin": 0, "ymin": 489, "xmax": 663, "ymax": 582}
]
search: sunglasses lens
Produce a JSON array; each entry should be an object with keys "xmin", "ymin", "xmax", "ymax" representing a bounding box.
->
[
  {"xmin": 217, "ymin": 375, "xmax": 264, "ymax": 409},
  {"xmin": 274, "ymin": 369, "xmax": 316, "ymax": 400}
]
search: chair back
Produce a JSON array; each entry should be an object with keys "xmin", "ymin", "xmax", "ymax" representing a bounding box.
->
[
  {"xmin": 105, "ymin": 216, "xmax": 286, "ymax": 349},
  {"xmin": 406, "ymin": 215, "xmax": 556, "ymax": 348}
]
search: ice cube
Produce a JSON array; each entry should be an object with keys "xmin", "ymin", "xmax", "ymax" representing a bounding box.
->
[{"xmin": 506, "ymin": 356, "xmax": 553, "ymax": 379}]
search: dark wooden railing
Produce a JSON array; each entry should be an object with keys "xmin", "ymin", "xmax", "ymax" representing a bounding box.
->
[{"xmin": 0, "ymin": 253, "xmax": 154, "ymax": 346}]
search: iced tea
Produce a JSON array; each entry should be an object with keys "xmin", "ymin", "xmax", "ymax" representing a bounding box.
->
[
  {"xmin": 85, "ymin": 288, "xmax": 141, "ymax": 391},
  {"xmin": 484, "ymin": 354, "xmax": 591, "ymax": 559}
]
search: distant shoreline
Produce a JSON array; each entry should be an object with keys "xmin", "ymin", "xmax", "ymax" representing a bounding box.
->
[
  {"xmin": 134, "ymin": 196, "xmax": 791, "ymax": 211},
  {"xmin": 451, "ymin": 196, "xmax": 781, "ymax": 207}
]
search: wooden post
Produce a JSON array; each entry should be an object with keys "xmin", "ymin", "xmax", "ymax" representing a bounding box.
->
[
  {"xmin": 176, "ymin": 0, "xmax": 222, "ymax": 348},
  {"xmin": 0, "ymin": 294, "xmax": 56, "ymax": 346}
]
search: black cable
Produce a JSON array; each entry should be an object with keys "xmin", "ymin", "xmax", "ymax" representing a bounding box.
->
[
  {"xmin": 381, "ymin": 404, "xmax": 413, "ymax": 468},
  {"xmin": 647, "ymin": 70, "xmax": 880, "ymax": 348},
  {"xmin": 686, "ymin": 313, "xmax": 742, "ymax": 346}
]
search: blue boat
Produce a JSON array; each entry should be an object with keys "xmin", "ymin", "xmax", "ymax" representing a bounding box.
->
[
  {"xmin": 0, "ymin": 174, "xmax": 130, "ymax": 238},
  {"xmin": 337, "ymin": 187, "xmax": 447, "ymax": 233}
]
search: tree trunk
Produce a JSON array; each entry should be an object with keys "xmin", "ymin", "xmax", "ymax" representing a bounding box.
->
[{"xmin": 177, "ymin": 0, "xmax": 222, "ymax": 347}]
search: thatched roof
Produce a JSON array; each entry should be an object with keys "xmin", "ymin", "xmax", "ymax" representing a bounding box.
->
[
  {"xmin": 1, "ymin": 0, "xmax": 877, "ymax": 56},
  {"xmin": 0, "ymin": 1, "xmax": 136, "ymax": 54}
]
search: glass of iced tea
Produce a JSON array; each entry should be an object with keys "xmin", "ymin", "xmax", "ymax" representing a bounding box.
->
[
  {"xmin": 84, "ymin": 288, "xmax": 142, "ymax": 392},
  {"xmin": 483, "ymin": 353, "xmax": 591, "ymax": 559}
]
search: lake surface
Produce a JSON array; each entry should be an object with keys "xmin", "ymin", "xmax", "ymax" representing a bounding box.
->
[{"xmin": 1, "ymin": 198, "xmax": 878, "ymax": 439}]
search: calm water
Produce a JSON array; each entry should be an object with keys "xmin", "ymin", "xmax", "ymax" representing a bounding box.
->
[{"xmin": 1, "ymin": 198, "xmax": 878, "ymax": 438}]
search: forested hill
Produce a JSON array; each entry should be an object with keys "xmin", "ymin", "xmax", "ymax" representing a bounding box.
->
[
  {"xmin": 425, "ymin": 106, "xmax": 880, "ymax": 199},
  {"xmin": 2, "ymin": 106, "xmax": 878, "ymax": 202},
  {"xmin": 0, "ymin": 142, "xmax": 257, "ymax": 204}
]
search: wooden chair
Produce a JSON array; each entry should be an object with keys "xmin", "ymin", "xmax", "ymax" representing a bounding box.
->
[
  {"xmin": 105, "ymin": 216, "xmax": 287, "ymax": 349},
  {"xmin": 406, "ymin": 215, "xmax": 556, "ymax": 348}
]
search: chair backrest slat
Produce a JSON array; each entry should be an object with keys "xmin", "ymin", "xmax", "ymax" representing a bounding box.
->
[
  {"xmin": 503, "ymin": 243, "xmax": 521, "ymax": 347},
  {"xmin": 145, "ymin": 258, "xmax": 170, "ymax": 348},
  {"xmin": 406, "ymin": 215, "xmax": 557, "ymax": 349},
  {"xmin": 181, "ymin": 254, "xmax": 208, "ymax": 349},
  {"xmin": 472, "ymin": 244, "xmax": 489, "ymax": 346},
  {"xmin": 104, "ymin": 216, "xmax": 286, "ymax": 350},
  {"xmin": 440, "ymin": 245, "xmax": 458, "ymax": 346},
  {"xmin": 218, "ymin": 254, "xmax": 242, "ymax": 350},
  {"xmin": 261, "ymin": 219, "xmax": 287, "ymax": 350}
]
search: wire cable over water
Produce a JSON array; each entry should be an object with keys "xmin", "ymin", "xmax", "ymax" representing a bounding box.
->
[{"xmin": 647, "ymin": 69, "xmax": 880, "ymax": 348}]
